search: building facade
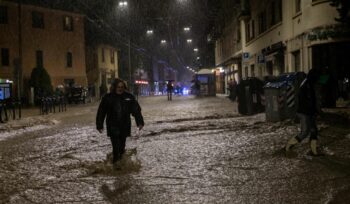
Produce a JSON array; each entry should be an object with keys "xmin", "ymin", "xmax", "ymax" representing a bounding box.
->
[
  {"xmin": 86, "ymin": 44, "xmax": 118, "ymax": 98},
  {"xmin": 0, "ymin": 1, "xmax": 87, "ymax": 98},
  {"xmin": 215, "ymin": 0, "xmax": 350, "ymax": 100},
  {"xmin": 214, "ymin": 0, "xmax": 242, "ymax": 95}
]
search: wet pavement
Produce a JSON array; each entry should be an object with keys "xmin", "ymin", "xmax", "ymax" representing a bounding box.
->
[{"xmin": 0, "ymin": 95, "xmax": 350, "ymax": 203}]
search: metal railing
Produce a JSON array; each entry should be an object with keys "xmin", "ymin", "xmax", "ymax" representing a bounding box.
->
[
  {"xmin": 0, "ymin": 98, "xmax": 22, "ymax": 123},
  {"xmin": 39, "ymin": 96, "xmax": 67, "ymax": 115}
]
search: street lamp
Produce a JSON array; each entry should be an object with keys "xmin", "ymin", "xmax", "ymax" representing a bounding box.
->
[
  {"xmin": 184, "ymin": 27, "xmax": 190, "ymax": 32},
  {"xmin": 186, "ymin": 39, "xmax": 192, "ymax": 43},
  {"xmin": 193, "ymin": 48, "xmax": 198, "ymax": 52},
  {"xmin": 118, "ymin": 1, "xmax": 128, "ymax": 7},
  {"xmin": 161, "ymin": 40, "xmax": 167, "ymax": 44},
  {"xmin": 117, "ymin": 1, "xmax": 132, "ymax": 88},
  {"xmin": 146, "ymin": 29, "xmax": 153, "ymax": 35}
]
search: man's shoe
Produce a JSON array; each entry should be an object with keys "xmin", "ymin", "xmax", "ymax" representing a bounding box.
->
[
  {"xmin": 285, "ymin": 137, "xmax": 298, "ymax": 152},
  {"xmin": 310, "ymin": 140, "xmax": 320, "ymax": 156}
]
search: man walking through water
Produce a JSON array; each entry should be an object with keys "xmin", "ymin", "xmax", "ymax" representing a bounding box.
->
[
  {"xmin": 285, "ymin": 68, "xmax": 322, "ymax": 156},
  {"xmin": 96, "ymin": 78, "xmax": 144, "ymax": 167}
]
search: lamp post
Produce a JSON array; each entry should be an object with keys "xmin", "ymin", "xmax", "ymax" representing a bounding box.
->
[
  {"xmin": 118, "ymin": 1, "xmax": 132, "ymax": 88},
  {"xmin": 16, "ymin": 0, "xmax": 23, "ymax": 100}
]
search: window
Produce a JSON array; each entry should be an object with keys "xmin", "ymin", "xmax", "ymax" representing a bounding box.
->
[
  {"xmin": 63, "ymin": 16, "xmax": 73, "ymax": 31},
  {"xmin": 295, "ymin": 0, "xmax": 301, "ymax": 13},
  {"xmin": 32, "ymin": 11, "xmax": 44, "ymax": 28},
  {"xmin": 258, "ymin": 11, "xmax": 267, "ymax": 34},
  {"xmin": 251, "ymin": 20, "xmax": 255, "ymax": 39},
  {"xmin": 1, "ymin": 48, "xmax": 9, "ymax": 66},
  {"xmin": 250, "ymin": 64, "xmax": 255, "ymax": 77},
  {"xmin": 245, "ymin": 22, "xmax": 251, "ymax": 42},
  {"xmin": 64, "ymin": 79, "xmax": 75, "ymax": 87},
  {"xmin": 245, "ymin": 20, "xmax": 255, "ymax": 42},
  {"xmin": 266, "ymin": 61, "xmax": 273, "ymax": 75},
  {"xmin": 217, "ymin": 40, "xmax": 223, "ymax": 57},
  {"xmin": 110, "ymin": 49, "xmax": 115, "ymax": 64},
  {"xmin": 237, "ymin": 27, "xmax": 241, "ymax": 43},
  {"xmin": 244, "ymin": 66, "xmax": 249, "ymax": 78},
  {"xmin": 0, "ymin": 6, "xmax": 8, "ymax": 24},
  {"xmin": 258, "ymin": 66, "xmax": 263, "ymax": 77},
  {"xmin": 66, "ymin": 52, "xmax": 72, "ymax": 67},
  {"xmin": 101, "ymin": 48, "xmax": 105, "ymax": 62},
  {"xmin": 276, "ymin": 0, "xmax": 282, "ymax": 23},
  {"xmin": 293, "ymin": 50, "xmax": 301, "ymax": 71},
  {"xmin": 270, "ymin": 2, "xmax": 276, "ymax": 26},
  {"xmin": 36, "ymin": 50, "xmax": 43, "ymax": 67}
]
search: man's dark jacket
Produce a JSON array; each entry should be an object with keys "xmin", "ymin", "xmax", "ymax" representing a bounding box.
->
[
  {"xmin": 297, "ymin": 79, "xmax": 317, "ymax": 116},
  {"xmin": 96, "ymin": 92, "xmax": 144, "ymax": 137}
]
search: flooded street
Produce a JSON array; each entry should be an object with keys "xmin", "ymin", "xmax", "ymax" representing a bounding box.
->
[{"xmin": 1, "ymin": 95, "xmax": 350, "ymax": 203}]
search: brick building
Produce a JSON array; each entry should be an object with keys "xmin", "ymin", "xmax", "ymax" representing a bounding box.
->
[{"xmin": 0, "ymin": 1, "xmax": 87, "ymax": 98}]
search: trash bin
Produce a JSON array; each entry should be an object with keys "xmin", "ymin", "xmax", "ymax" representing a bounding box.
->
[
  {"xmin": 237, "ymin": 80, "xmax": 248, "ymax": 115},
  {"xmin": 250, "ymin": 77, "xmax": 265, "ymax": 114},
  {"xmin": 264, "ymin": 82, "xmax": 285, "ymax": 122},
  {"xmin": 237, "ymin": 77, "xmax": 264, "ymax": 115},
  {"xmin": 264, "ymin": 72, "xmax": 306, "ymax": 122},
  {"xmin": 278, "ymin": 72, "xmax": 306, "ymax": 120}
]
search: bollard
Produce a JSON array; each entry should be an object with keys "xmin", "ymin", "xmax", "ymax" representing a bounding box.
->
[
  {"xmin": 0, "ymin": 101, "xmax": 5, "ymax": 123},
  {"xmin": 18, "ymin": 101, "xmax": 21, "ymax": 119},
  {"xmin": 2, "ymin": 101, "xmax": 8, "ymax": 122},
  {"xmin": 44, "ymin": 98, "xmax": 48, "ymax": 114},
  {"xmin": 49, "ymin": 97, "xmax": 52, "ymax": 113},
  {"xmin": 12, "ymin": 101, "xmax": 15, "ymax": 120},
  {"xmin": 58, "ymin": 97, "xmax": 62, "ymax": 112},
  {"xmin": 52, "ymin": 97, "xmax": 56, "ymax": 113},
  {"xmin": 41, "ymin": 98, "xmax": 45, "ymax": 115}
]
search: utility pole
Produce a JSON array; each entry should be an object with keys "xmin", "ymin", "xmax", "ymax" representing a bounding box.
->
[{"xmin": 121, "ymin": 0, "xmax": 132, "ymax": 90}]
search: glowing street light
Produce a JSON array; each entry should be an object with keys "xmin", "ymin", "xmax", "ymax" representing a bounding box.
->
[
  {"xmin": 186, "ymin": 39, "xmax": 192, "ymax": 43},
  {"xmin": 117, "ymin": 0, "xmax": 130, "ymax": 87},
  {"xmin": 118, "ymin": 1, "xmax": 128, "ymax": 7},
  {"xmin": 161, "ymin": 40, "xmax": 167, "ymax": 44},
  {"xmin": 184, "ymin": 27, "xmax": 190, "ymax": 31},
  {"xmin": 146, "ymin": 30, "xmax": 153, "ymax": 35},
  {"xmin": 193, "ymin": 48, "xmax": 198, "ymax": 52}
]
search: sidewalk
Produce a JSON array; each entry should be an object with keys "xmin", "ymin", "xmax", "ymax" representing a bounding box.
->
[{"xmin": 0, "ymin": 102, "xmax": 99, "ymax": 135}]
